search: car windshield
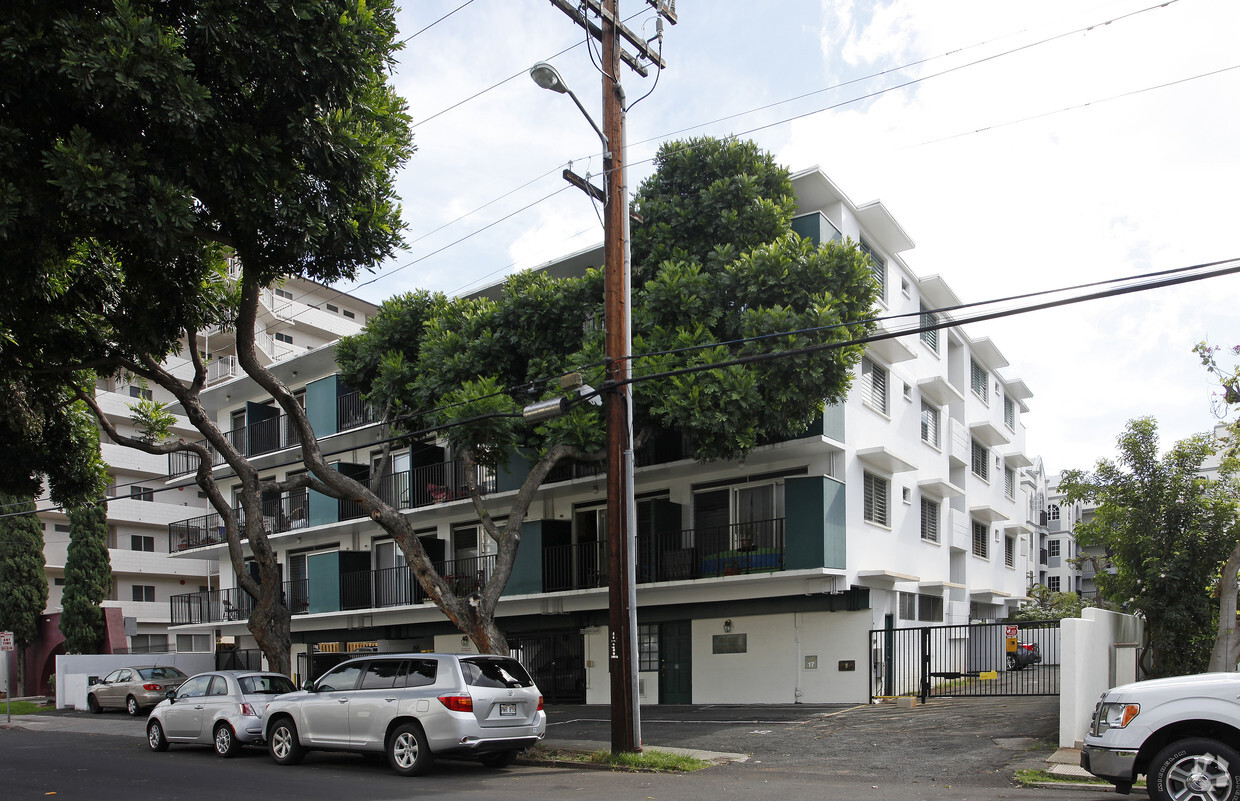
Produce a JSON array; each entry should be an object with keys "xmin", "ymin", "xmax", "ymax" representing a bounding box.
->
[
  {"xmin": 139, "ymin": 667, "xmax": 187, "ymax": 681},
  {"xmin": 239, "ymin": 675, "xmax": 297, "ymax": 695},
  {"xmin": 461, "ymin": 658, "xmax": 534, "ymax": 689}
]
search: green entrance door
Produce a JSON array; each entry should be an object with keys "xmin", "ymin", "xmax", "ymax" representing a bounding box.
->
[{"xmin": 659, "ymin": 620, "xmax": 692, "ymax": 704}]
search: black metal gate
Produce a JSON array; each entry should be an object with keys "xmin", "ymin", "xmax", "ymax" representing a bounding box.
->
[
  {"xmin": 869, "ymin": 620, "xmax": 1060, "ymax": 702},
  {"xmin": 506, "ymin": 631, "xmax": 586, "ymax": 704}
]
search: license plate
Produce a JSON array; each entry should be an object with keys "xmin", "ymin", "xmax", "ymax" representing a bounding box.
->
[{"xmin": 499, "ymin": 703, "xmax": 517, "ymax": 716}]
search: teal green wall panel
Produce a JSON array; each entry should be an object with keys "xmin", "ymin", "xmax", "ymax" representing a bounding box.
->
[
  {"xmin": 791, "ymin": 211, "xmax": 843, "ymax": 246},
  {"xmin": 308, "ymin": 551, "xmax": 341, "ymax": 614},
  {"xmin": 506, "ymin": 521, "xmax": 545, "ymax": 596},
  {"xmin": 496, "ymin": 452, "xmax": 532, "ymax": 494},
  {"xmin": 784, "ymin": 476, "xmax": 847, "ymax": 570},
  {"xmin": 305, "ymin": 375, "xmax": 338, "ymax": 438}
]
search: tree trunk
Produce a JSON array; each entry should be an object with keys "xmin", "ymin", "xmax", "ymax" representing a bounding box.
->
[
  {"xmin": 247, "ymin": 594, "xmax": 292, "ymax": 676},
  {"xmin": 1210, "ymin": 541, "xmax": 1240, "ymax": 671}
]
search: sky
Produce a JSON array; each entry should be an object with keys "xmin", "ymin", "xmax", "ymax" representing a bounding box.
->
[{"xmin": 333, "ymin": 0, "xmax": 1240, "ymax": 476}]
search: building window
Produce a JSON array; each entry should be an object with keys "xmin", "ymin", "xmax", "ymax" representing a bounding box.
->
[
  {"xmin": 55, "ymin": 524, "xmax": 70, "ymax": 533},
  {"xmin": 176, "ymin": 634, "xmax": 212, "ymax": 653},
  {"xmin": 972, "ymin": 520, "xmax": 989, "ymax": 558},
  {"xmin": 130, "ymin": 486, "xmax": 154, "ymax": 502},
  {"xmin": 1048, "ymin": 504, "xmax": 1060, "ymax": 521},
  {"xmin": 274, "ymin": 288, "xmax": 293, "ymax": 300},
  {"xmin": 860, "ymin": 238, "xmax": 886, "ymax": 302},
  {"xmin": 919, "ymin": 594, "xmax": 944, "ymax": 622},
  {"xmin": 638, "ymin": 624, "xmax": 659, "ymax": 672},
  {"xmin": 274, "ymin": 332, "xmax": 293, "ymax": 344},
  {"xmin": 920, "ymin": 401, "xmax": 940, "ymax": 448},
  {"xmin": 899, "ymin": 591, "xmax": 943, "ymax": 621},
  {"xmin": 863, "ymin": 472, "xmax": 889, "ymax": 527},
  {"xmin": 1048, "ymin": 539, "xmax": 1061, "ymax": 557},
  {"xmin": 343, "ymin": 309, "xmax": 356, "ymax": 319},
  {"xmin": 861, "ymin": 357, "xmax": 888, "ymax": 414},
  {"xmin": 131, "ymin": 585, "xmax": 156, "ymax": 603},
  {"xmin": 970, "ymin": 358, "xmax": 989, "ymax": 405},
  {"xmin": 130, "ymin": 535, "xmax": 155, "ymax": 552},
  {"xmin": 1048, "ymin": 575, "xmax": 1061, "ymax": 592},
  {"xmin": 902, "ymin": 382, "xmax": 912, "ymax": 402},
  {"xmin": 326, "ymin": 303, "xmax": 339, "ymax": 313},
  {"xmin": 128, "ymin": 385, "xmax": 153, "ymax": 401},
  {"xmin": 1005, "ymin": 535, "xmax": 1016, "ymax": 568},
  {"xmin": 54, "ymin": 577, "xmax": 65, "ymax": 586},
  {"xmin": 1004, "ymin": 395, "xmax": 1016, "ymax": 430},
  {"xmin": 920, "ymin": 302, "xmax": 938, "ymax": 352},
  {"xmin": 971, "ymin": 439, "xmax": 989, "ymax": 481},
  {"xmin": 1004, "ymin": 466, "xmax": 1015, "ymax": 499},
  {"xmin": 129, "ymin": 634, "xmax": 166, "ymax": 654},
  {"xmin": 920, "ymin": 497, "xmax": 939, "ymax": 543}
]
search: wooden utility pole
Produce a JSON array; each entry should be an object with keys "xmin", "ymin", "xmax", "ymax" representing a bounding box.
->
[{"xmin": 545, "ymin": 0, "xmax": 674, "ymax": 755}]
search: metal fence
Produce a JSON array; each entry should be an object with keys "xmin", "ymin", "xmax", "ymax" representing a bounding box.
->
[{"xmin": 869, "ymin": 619, "xmax": 1061, "ymax": 702}]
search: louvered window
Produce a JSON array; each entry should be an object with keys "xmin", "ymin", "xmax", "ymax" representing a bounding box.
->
[
  {"xmin": 863, "ymin": 472, "xmax": 889, "ymax": 526},
  {"xmin": 972, "ymin": 520, "xmax": 989, "ymax": 558},
  {"xmin": 1005, "ymin": 535, "xmax": 1016, "ymax": 568},
  {"xmin": 920, "ymin": 401, "xmax": 940, "ymax": 447},
  {"xmin": 860, "ymin": 239, "xmax": 886, "ymax": 302},
  {"xmin": 920, "ymin": 302, "xmax": 938, "ymax": 352},
  {"xmin": 861, "ymin": 358, "xmax": 888, "ymax": 414},
  {"xmin": 920, "ymin": 497, "xmax": 939, "ymax": 542},
  {"xmin": 1004, "ymin": 466, "xmax": 1015, "ymax": 499},
  {"xmin": 971, "ymin": 439, "xmax": 989, "ymax": 481},
  {"xmin": 970, "ymin": 358, "xmax": 988, "ymax": 404},
  {"xmin": 1004, "ymin": 395, "xmax": 1016, "ymax": 429}
]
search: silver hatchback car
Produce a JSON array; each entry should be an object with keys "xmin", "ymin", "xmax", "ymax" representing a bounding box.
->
[
  {"xmin": 147, "ymin": 670, "xmax": 298, "ymax": 757},
  {"xmin": 262, "ymin": 653, "xmax": 545, "ymax": 776}
]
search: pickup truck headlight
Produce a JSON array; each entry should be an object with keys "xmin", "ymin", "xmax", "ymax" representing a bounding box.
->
[{"xmin": 1093, "ymin": 702, "xmax": 1140, "ymax": 735}]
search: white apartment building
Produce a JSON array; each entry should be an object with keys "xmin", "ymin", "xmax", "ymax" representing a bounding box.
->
[
  {"xmin": 164, "ymin": 167, "xmax": 1038, "ymax": 704},
  {"xmin": 36, "ymin": 274, "xmax": 376, "ymax": 673},
  {"xmin": 1044, "ymin": 472, "xmax": 1091, "ymax": 597}
]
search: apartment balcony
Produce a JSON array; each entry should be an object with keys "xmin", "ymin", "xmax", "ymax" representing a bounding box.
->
[
  {"xmin": 168, "ymin": 390, "xmax": 375, "ymax": 477},
  {"xmin": 546, "ymin": 518, "xmax": 786, "ymax": 591},
  {"xmin": 169, "ymin": 582, "xmax": 305, "ymax": 625},
  {"xmin": 167, "ymin": 459, "xmax": 496, "ymax": 553}
]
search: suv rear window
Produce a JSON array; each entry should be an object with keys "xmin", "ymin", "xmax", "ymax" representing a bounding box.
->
[
  {"xmin": 460, "ymin": 658, "xmax": 534, "ymax": 688},
  {"xmin": 240, "ymin": 675, "xmax": 297, "ymax": 695}
]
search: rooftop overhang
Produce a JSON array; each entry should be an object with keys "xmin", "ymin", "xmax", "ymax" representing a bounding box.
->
[
  {"xmin": 969, "ymin": 504, "xmax": 1010, "ymax": 525},
  {"xmin": 918, "ymin": 476, "xmax": 964, "ymax": 499},
  {"xmin": 969, "ymin": 336, "xmax": 1010, "ymax": 371},
  {"xmin": 969, "ymin": 420, "xmax": 1011, "ymax": 448},
  {"xmin": 856, "ymin": 569, "xmax": 920, "ymax": 589},
  {"xmin": 918, "ymin": 375, "xmax": 965, "ymax": 407},
  {"xmin": 856, "ymin": 446, "xmax": 917, "ymax": 473}
]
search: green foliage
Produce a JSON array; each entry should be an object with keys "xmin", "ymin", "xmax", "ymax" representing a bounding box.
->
[
  {"xmin": 1009, "ymin": 585, "xmax": 1085, "ymax": 622},
  {"xmin": 60, "ymin": 500, "xmax": 112, "ymax": 654},
  {"xmin": 0, "ymin": 0, "xmax": 413, "ymax": 501},
  {"xmin": 1057, "ymin": 417, "xmax": 1240, "ymax": 677},
  {"xmin": 339, "ymin": 136, "xmax": 877, "ymax": 471},
  {"xmin": 128, "ymin": 394, "xmax": 177, "ymax": 444},
  {"xmin": 0, "ymin": 493, "xmax": 49, "ymax": 685}
]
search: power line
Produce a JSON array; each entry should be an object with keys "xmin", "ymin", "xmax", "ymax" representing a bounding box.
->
[{"xmin": 402, "ymin": 0, "xmax": 478, "ymax": 43}]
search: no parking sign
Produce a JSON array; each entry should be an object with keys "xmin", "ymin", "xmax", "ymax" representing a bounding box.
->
[{"xmin": 1005, "ymin": 624, "xmax": 1018, "ymax": 653}]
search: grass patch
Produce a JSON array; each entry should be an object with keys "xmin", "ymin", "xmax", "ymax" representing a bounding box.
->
[
  {"xmin": 1015, "ymin": 768, "xmax": 1144, "ymax": 788},
  {"xmin": 1, "ymin": 701, "xmax": 55, "ymax": 716},
  {"xmin": 529, "ymin": 745, "xmax": 710, "ymax": 772}
]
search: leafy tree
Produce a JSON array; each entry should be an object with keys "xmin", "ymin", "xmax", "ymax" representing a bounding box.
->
[
  {"xmin": 0, "ymin": 493, "xmax": 48, "ymax": 695},
  {"xmin": 337, "ymin": 136, "xmax": 879, "ymax": 652},
  {"xmin": 1195, "ymin": 342, "xmax": 1240, "ymax": 670},
  {"xmin": 1057, "ymin": 417, "xmax": 1240, "ymax": 677},
  {"xmin": 0, "ymin": 1, "xmax": 413, "ymax": 674},
  {"xmin": 61, "ymin": 500, "xmax": 112, "ymax": 655},
  {"xmin": 1009, "ymin": 584, "xmax": 1085, "ymax": 622}
]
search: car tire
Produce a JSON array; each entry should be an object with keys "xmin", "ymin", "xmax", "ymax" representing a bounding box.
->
[
  {"xmin": 479, "ymin": 749, "xmax": 520, "ymax": 769},
  {"xmin": 147, "ymin": 719, "xmax": 169, "ymax": 752},
  {"xmin": 268, "ymin": 717, "xmax": 305, "ymax": 766},
  {"xmin": 1005, "ymin": 654, "xmax": 1022, "ymax": 671},
  {"xmin": 387, "ymin": 723, "xmax": 433, "ymax": 777},
  {"xmin": 126, "ymin": 696, "xmax": 142, "ymax": 717},
  {"xmin": 214, "ymin": 722, "xmax": 241, "ymax": 758},
  {"xmin": 1147, "ymin": 737, "xmax": 1240, "ymax": 801},
  {"xmin": 87, "ymin": 694, "xmax": 102, "ymax": 714}
]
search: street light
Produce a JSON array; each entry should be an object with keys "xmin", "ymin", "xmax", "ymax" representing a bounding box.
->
[{"xmin": 530, "ymin": 59, "xmax": 640, "ymax": 753}]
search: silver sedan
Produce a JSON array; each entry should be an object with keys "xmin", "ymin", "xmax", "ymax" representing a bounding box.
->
[{"xmin": 147, "ymin": 670, "xmax": 297, "ymax": 757}]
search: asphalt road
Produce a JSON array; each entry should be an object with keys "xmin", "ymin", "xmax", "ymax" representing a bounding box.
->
[{"xmin": 1, "ymin": 695, "xmax": 1120, "ymax": 800}]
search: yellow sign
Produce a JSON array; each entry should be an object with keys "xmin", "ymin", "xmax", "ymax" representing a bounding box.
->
[
  {"xmin": 979, "ymin": 670, "xmax": 998, "ymax": 680},
  {"xmin": 1006, "ymin": 636, "xmax": 1018, "ymax": 652}
]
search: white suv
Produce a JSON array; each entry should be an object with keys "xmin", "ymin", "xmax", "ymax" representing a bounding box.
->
[{"xmin": 261, "ymin": 653, "xmax": 545, "ymax": 776}]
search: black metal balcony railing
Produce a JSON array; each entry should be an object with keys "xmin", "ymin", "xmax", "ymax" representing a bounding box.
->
[
  {"xmin": 168, "ymin": 460, "xmax": 496, "ymax": 553},
  {"xmin": 169, "ymin": 580, "xmax": 305, "ymax": 625},
  {"xmin": 339, "ymin": 555, "xmax": 496, "ymax": 611},
  {"xmin": 169, "ymin": 391, "xmax": 374, "ymax": 477},
  {"xmin": 168, "ymin": 494, "xmax": 309, "ymax": 553},
  {"xmin": 170, "ymin": 522, "xmax": 786, "ymax": 623},
  {"xmin": 170, "ymin": 559, "xmax": 491, "ymax": 624},
  {"xmin": 542, "ymin": 518, "xmax": 787, "ymax": 591}
]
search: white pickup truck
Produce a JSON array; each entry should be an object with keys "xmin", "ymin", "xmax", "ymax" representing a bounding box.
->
[{"xmin": 1081, "ymin": 672, "xmax": 1240, "ymax": 801}]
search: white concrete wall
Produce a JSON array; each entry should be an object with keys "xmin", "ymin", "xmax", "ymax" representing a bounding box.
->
[
  {"xmin": 1058, "ymin": 607, "xmax": 1143, "ymax": 747},
  {"xmin": 56, "ymin": 653, "xmax": 216, "ymax": 710}
]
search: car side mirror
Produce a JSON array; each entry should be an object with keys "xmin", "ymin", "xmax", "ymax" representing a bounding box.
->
[
  {"xmin": 88, "ymin": 676, "xmax": 100, "ymax": 686},
  {"xmin": 302, "ymin": 679, "xmax": 315, "ymax": 692},
  {"xmin": 166, "ymin": 690, "xmax": 178, "ymax": 701}
]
